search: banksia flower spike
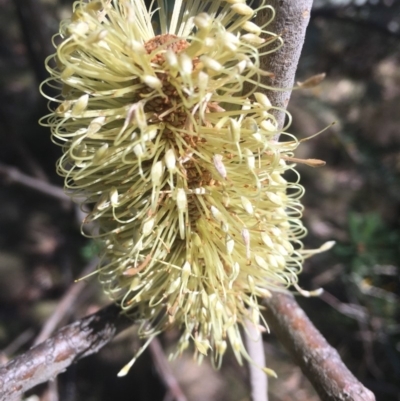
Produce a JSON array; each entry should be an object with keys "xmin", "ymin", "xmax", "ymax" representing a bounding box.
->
[{"xmin": 41, "ymin": 0, "xmax": 330, "ymax": 373}]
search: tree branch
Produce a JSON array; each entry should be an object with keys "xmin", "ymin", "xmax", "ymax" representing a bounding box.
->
[
  {"xmin": 0, "ymin": 163, "xmax": 70, "ymax": 203},
  {"xmin": 148, "ymin": 337, "xmax": 187, "ymax": 401},
  {"xmin": 258, "ymin": 0, "xmax": 313, "ymax": 131},
  {"xmin": 244, "ymin": 320, "xmax": 268, "ymax": 401},
  {"xmin": 263, "ymin": 293, "xmax": 376, "ymax": 401},
  {"xmin": 33, "ymin": 260, "xmax": 98, "ymax": 346},
  {"xmin": 0, "ymin": 305, "xmax": 132, "ymax": 401},
  {"xmin": 257, "ymin": 1, "xmax": 375, "ymax": 400}
]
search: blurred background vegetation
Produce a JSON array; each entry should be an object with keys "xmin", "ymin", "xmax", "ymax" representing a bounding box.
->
[{"xmin": 0, "ymin": 0, "xmax": 399, "ymax": 400}]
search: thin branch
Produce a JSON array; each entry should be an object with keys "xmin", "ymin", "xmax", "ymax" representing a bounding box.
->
[
  {"xmin": 1, "ymin": 330, "xmax": 35, "ymax": 360},
  {"xmin": 244, "ymin": 320, "xmax": 268, "ymax": 401},
  {"xmin": 149, "ymin": 337, "xmax": 187, "ymax": 401},
  {"xmin": 33, "ymin": 259, "xmax": 98, "ymax": 346},
  {"xmin": 0, "ymin": 163, "xmax": 69, "ymax": 202},
  {"xmin": 319, "ymin": 290, "xmax": 368, "ymax": 323},
  {"xmin": 0, "ymin": 305, "xmax": 132, "ymax": 401},
  {"xmin": 46, "ymin": 379, "xmax": 59, "ymax": 401},
  {"xmin": 346, "ymin": 291, "xmax": 383, "ymax": 379},
  {"xmin": 31, "ymin": 262, "xmax": 97, "ymax": 401},
  {"xmin": 263, "ymin": 292, "xmax": 376, "ymax": 401}
]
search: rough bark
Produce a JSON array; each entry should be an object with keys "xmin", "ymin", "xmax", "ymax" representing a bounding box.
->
[
  {"xmin": 257, "ymin": 0, "xmax": 313, "ymax": 131},
  {"xmin": 263, "ymin": 293, "xmax": 376, "ymax": 401},
  {"xmin": 259, "ymin": 2, "xmax": 375, "ymax": 400},
  {"xmin": 0, "ymin": 305, "xmax": 131, "ymax": 401}
]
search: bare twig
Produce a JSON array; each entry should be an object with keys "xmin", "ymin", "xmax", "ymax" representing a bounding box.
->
[
  {"xmin": 46, "ymin": 379, "xmax": 59, "ymax": 401},
  {"xmin": 244, "ymin": 320, "xmax": 268, "ymax": 401},
  {"xmin": 319, "ymin": 291, "xmax": 368, "ymax": 322},
  {"xmin": 263, "ymin": 292, "xmax": 376, "ymax": 401},
  {"xmin": 33, "ymin": 259, "xmax": 98, "ymax": 346},
  {"xmin": 346, "ymin": 290, "xmax": 383, "ymax": 379},
  {"xmin": 0, "ymin": 305, "xmax": 132, "ymax": 401},
  {"xmin": 0, "ymin": 163, "xmax": 69, "ymax": 202},
  {"xmin": 1, "ymin": 330, "xmax": 35, "ymax": 361},
  {"xmin": 149, "ymin": 338, "xmax": 187, "ymax": 401}
]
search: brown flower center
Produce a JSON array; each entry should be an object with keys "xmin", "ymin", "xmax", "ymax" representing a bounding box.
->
[
  {"xmin": 142, "ymin": 34, "xmax": 190, "ymax": 129},
  {"xmin": 144, "ymin": 34, "xmax": 190, "ymax": 63},
  {"xmin": 141, "ymin": 34, "xmax": 217, "ymax": 229}
]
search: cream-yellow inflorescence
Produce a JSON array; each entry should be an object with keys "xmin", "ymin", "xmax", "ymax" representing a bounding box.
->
[{"xmin": 41, "ymin": 0, "xmax": 317, "ymax": 370}]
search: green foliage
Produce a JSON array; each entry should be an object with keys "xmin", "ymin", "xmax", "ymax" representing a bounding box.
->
[
  {"xmin": 80, "ymin": 240, "xmax": 102, "ymax": 262},
  {"xmin": 336, "ymin": 212, "xmax": 400, "ymax": 275},
  {"xmin": 335, "ymin": 213, "xmax": 400, "ymax": 378}
]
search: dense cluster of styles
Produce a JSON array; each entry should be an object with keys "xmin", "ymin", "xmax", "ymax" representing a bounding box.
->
[{"xmin": 41, "ymin": 0, "xmax": 325, "ymax": 373}]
